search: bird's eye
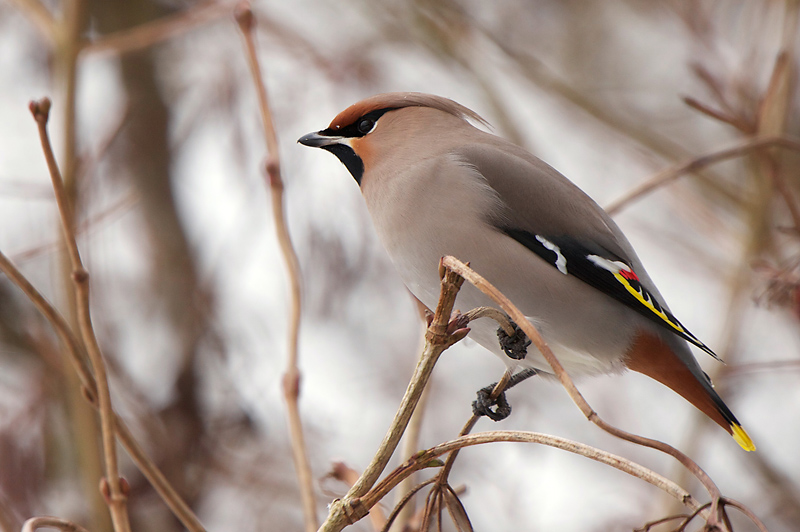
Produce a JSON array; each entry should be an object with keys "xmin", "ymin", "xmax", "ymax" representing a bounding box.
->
[{"xmin": 357, "ymin": 118, "xmax": 375, "ymax": 134}]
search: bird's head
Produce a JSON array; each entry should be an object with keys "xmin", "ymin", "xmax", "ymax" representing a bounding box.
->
[{"xmin": 298, "ymin": 92, "xmax": 487, "ymax": 185}]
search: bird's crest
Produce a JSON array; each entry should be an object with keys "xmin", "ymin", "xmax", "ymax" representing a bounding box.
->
[{"xmin": 327, "ymin": 92, "xmax": 489, "ymax": 131}]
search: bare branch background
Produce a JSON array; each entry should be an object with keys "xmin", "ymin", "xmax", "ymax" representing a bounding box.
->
[{"xmin": 0, "ymin": 0, "xmax": 797, "ymax": 531}]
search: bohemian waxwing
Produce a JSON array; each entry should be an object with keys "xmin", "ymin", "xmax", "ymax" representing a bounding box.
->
[{"xmin": 298, "ymin": 92, "xmax": 755, "ymax": 451}]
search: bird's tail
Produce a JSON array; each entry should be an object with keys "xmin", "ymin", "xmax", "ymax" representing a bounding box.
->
[{"xmin": 625, "ymin": 331, "xmax": 755, "ymax": 451}]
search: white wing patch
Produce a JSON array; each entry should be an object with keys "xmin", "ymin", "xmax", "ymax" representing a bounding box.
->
[
  {"xmin": 536, "ymin": 236, "xmax": 568, "ymax": 275},
  {"xmin": 587, "ymin": 254, "xmax": 632, "ymax": 275}
]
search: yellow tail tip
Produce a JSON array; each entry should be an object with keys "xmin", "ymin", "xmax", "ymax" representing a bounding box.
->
[{"xmin": 732, "ymin": 423, "xmax": 756, "ymax": 452}]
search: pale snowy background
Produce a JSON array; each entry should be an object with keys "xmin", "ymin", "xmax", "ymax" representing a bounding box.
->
[{"xmin": 0, "ymin": 1, "xmax": 798, "ymax": 531}]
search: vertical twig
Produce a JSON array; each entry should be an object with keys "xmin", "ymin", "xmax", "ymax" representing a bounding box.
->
[
  {"xmin": 29, "ymin": 99, "xmax": 132, "ymax": 532},
  {"xmin": 57, "ymin": 0, "xmax": 85, "ymax": 205},
  {"xmin": 49, "ymin": 1, "xmax": 111, "ymax": 528},
  {"xmin": 233, "ymin": 4, "xmax": 317, "ymax": 531}
]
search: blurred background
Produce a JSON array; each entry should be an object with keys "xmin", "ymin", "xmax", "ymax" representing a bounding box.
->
[{"xmin": 0, "ymin": 0, "xmax": 798, "ymax": 531}]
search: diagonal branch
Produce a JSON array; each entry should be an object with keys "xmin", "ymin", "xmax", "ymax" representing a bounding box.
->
[
  {"xmin": 6, "ymin": 0, "xmax": 56, "ymax": 44},
  {"xmin": 84, "ymin": 0, "xmax": 229, "ymax": 56},
  {"xmin": 605, "ymin": 135, "xmax": 800, "ymax": 215},
  {"xmin": 0, "ymin": 246, "xmax": 207, "ymax": 532},
  {"xmin": 317, "ymin": 264, "xmax": 470, "ymax": 532}
]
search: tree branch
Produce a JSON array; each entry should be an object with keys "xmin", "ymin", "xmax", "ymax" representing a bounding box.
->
[
  {"xmin": 605, "ymin": 135, "xmax": 800, "ymax": 215},
  {"xmin": 440, "ymin": 256, "xmax": 731, "ymax": 528},
  {"xmin": 317, "ymin": 263, "xmax": 469, "ymax": 532},
  {"xmin": 234, "ymin": 4, "xmax": 317, "ymax": 531},
  {"xmin": 29, "ymin": 98, "xmax": 130, "ymax": 532}
]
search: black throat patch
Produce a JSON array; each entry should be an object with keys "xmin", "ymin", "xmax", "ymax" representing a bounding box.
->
[{"xmin": 322, "ymin": 144, "xmax": 365, "ymax": 185}]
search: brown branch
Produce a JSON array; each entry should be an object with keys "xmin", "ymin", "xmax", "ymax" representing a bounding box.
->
[
  {"xmin": 0, "ymin": 249, "xmax": 93, "ymax": 395},
  {"xmin": 10, "ymin": 193, "xmax": 139, "ymax": 264},
  {"xmin": 328, "ymin": 463, "xmax": 387, "ymax": 532},
  {"xmin": 234, "ymin": 3, "xmax": 317, "ymax": 530},
  {"xmin": 363, "ymin": 431, "xmax": 703, "ymax": 519},
  {"xmin": 22, "ymin": 516, "xmax": 92, "ymax": 532},
  {"xmin": 430, "ymin": 306, "xmax": 523, "ymax": 490},
  {"xmin": 440, "ymin": 256, "xmax": 731, "ymax": 529},
  {"xmin": 720, "ymin": 497, "xmax": 769, "ymax": 532},
  {"xmin": 6, "ymin": 0, "xmax": 56, "ymax": 44},
  {"xmin": 435, "ymin": 368, "xmax": 513, "ymax": 486},
  {"xmin": 682, "ymin": 96, "xmax": 754, "ymax": 133},
  {"xmin": 84, "ymin": 0, "xmax": 229, "ymax": 56},
  {"xmin": 29, "ymin": 98, "xmax": 130, "ymax": 532},
  {"xmin": 606, "ymin": 135, "xmax": 800, "ymax": 215},
  {"xmin": 0, "ymin": 248, "xmax": 207, "ymax": 532},
  {"xmin": 318, "ymin": 264, "xmax": 469, "ymax": 532},
  {"xmin": 380, "ymin": 478, "xmax": 437, "ymax": 532}
]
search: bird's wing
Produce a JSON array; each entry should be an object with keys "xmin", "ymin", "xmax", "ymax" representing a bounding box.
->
[
  {"xmin": 456, "ymin": 141, "xmax": 720, "ymax": 360},
  {"xmin": 502, "ymin": 229, "xmax": 720, "ymax": 360}
]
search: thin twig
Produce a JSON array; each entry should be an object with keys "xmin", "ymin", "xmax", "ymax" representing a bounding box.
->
[
  {"xmin": 363, "ymin": 431, "xmax": 704, "ymax": 518},
  {"xmin": 6, "ymin": 0, "xmax": 56, "ymax": 44},
  {"xmin": 605, "ymin": 135, "xmax": 800, "ymax": 214},
  {"xmin": 318, "ymin": 264, "xmax": 469, "ymax": 532},
  {"xmin": 0, "ymin": 249, "xmax": 207, "ymax": 532},
  {"xmin": 234, "ymin": 4, "xmax": 317, "ymax": 531},
  {"xmin": 634, "ymin": 513, "xmax": 691, "ymax": 532},
  {"xmin": 720, "ymin": 497, "xmax": 769, "ymax": 532},
  {"xmin": 436, "ymin": 368, "xmax": 513, "ymax": 486},
  {"xmin": 462, "ymin": 306, "xmax": 515, "ymax": 336},
  {"xmin": 84, "ymin": 0, "xmax": 229, "ymax": 56},
  {"xmin": 682, "ymin": 96, "xmax": 754, "ymax": 133},
  {"xmin": 21, "ymin": 516, "xmax": 92, "ymax": 532},
  {"xmin": 11, "ymin": 193, "xmax": 139, "ymax": 264},
  {"xmin": 30, "ymin": 98, "xmax": 131, "ymax": 532},
  {"xmin": 381, "ymin": 478, "xmax": 437, "ymax": 532},
  {"xmin": 441, "ymin": 257, "xmax": 730, "ymax": 528},
  {"xmin": 674, "ymin": 502, "xmax": 713, "ymax": 532},
  {"xmin": 432, "ymin": 304, "xmax": 521, "ymax": 489}
]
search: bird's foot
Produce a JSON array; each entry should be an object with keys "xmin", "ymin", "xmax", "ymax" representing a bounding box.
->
[
  {"xmin": 472, "ymin": 383, "xmax": 512, "ymax": 421},
  {"xmin": 497, "ymin": 322, "xmax": 531, "ymax": 360},
  {"xmin": 471, "ymin": 368, "xmax": 539, "ymax": 422}
]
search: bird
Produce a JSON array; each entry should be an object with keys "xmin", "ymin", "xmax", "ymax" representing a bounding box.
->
[{"xmin": 298, "ymin": 92, "xmax": 755, "ymax": 451}]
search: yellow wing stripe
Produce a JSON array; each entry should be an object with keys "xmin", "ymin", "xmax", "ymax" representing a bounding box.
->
[{"xmin": 613, "ymin": 272, "xmax": 686, "ymax": 334}]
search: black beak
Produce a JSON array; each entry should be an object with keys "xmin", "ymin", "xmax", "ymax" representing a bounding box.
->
[{"xmin": 297, "ymin": 131, "xmax": 342, "ymax": 147}]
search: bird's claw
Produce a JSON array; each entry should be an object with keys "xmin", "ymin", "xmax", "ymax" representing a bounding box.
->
[
  {"xmin": 497, "ymin": 322, "xmax": 531, "ymax": 360},
  {"xmin": 472, "ymin": 383, "xmax": 512, "ymax": 421}
]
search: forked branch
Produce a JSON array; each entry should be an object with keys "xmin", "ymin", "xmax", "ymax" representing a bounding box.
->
[{"xmin": 317, "ymin": 265, "xmax": 469, "ymax": 532}]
